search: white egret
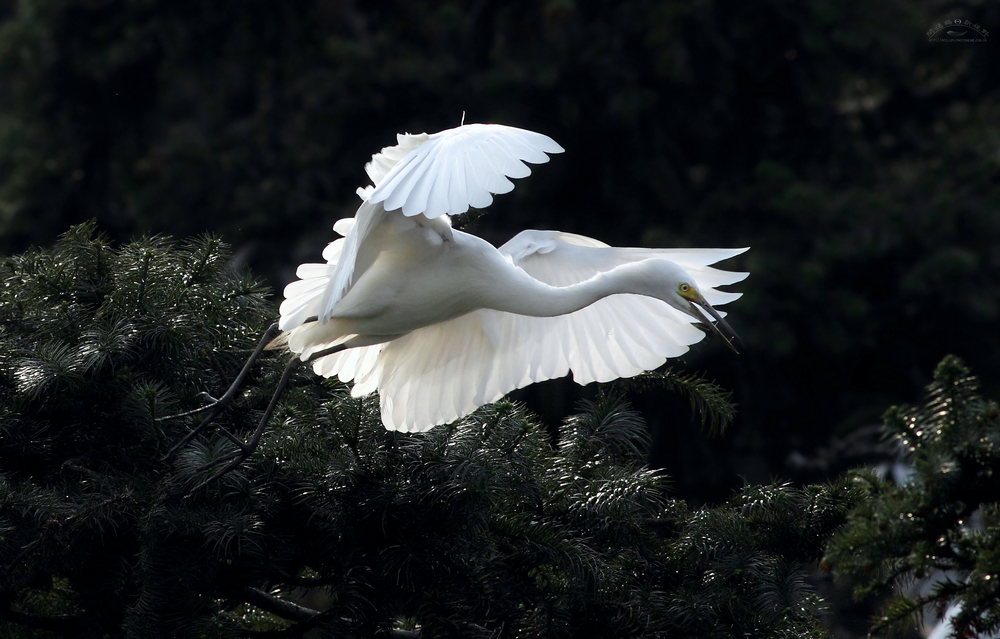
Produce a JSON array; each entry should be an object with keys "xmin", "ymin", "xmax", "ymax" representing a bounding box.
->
[{"xmin": 276, "ymin": 123, "xmax": 748, "ymax": 432}]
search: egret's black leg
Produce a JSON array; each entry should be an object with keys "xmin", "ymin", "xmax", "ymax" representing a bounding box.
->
[
  {"xmin": 189, "ymin": 355, "xmax": 301, "ymax": 492},
  {"xmin": 244, "ymin": 354, "xmax": 302, "ymax": 453},
  {"xmin": 161, "ymin": 321, "xmax": 281, "ymax": 461},
  {"xmin": 160, "ymin": 321, "xmax": 282, "ymax": 422},
  {"xmin": 187, "ymin": 342, "xmax": 348, "ymax": 493}
]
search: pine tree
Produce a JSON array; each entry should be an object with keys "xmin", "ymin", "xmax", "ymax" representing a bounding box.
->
[
  {"xmin": 0, "ymin": 223, "xmax": 861, "ymax": 638},
  {"xmin": 824, "ymin": 356, "xmax": 1000, "ymax": 638}
]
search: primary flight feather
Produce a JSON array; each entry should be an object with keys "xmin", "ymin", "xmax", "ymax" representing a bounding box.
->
[{"xmin": 279, "ymin": 123, "xmax": 748, "ymax": 432}]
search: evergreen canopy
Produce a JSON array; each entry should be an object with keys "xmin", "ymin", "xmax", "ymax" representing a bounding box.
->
[
  {"xmin": 827, "ymin": 356, "xmax": 1000, "ymax": 638},
  {"xmin": 0, "ymin": 223, "xmax": 862, "ymax": 638}
]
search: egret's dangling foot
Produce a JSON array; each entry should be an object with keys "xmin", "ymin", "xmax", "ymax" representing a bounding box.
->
[
  {"xmin": 169, "ymin": 333, "xmax": 349, "ymax": 493},
  {"xmin": 187, "ymin": 340, "xmax": 351, "ymax": 492},
  {"xmin": 188, "ymin": 353, "xmax": 301, "ymax": 492},
  {"xmin": 160, "ymin": 321, "xmax": 282, "ymax": 462}
]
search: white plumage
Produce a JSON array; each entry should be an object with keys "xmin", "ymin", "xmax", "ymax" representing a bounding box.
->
[{"xmin": 279, "ymin": 123, "xmax": 748, "ymax": 432}]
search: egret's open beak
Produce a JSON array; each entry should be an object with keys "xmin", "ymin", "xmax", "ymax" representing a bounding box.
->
[{"xmin": 687, "ymin": 296, "xmax": 740, "ymax": 354}]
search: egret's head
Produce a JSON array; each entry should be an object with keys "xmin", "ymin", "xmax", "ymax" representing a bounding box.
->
[{"xmin": 653, "ymin": 261, "xmax": 741, "ymax": 353}]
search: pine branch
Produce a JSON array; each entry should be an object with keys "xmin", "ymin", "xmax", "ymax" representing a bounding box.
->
[
  {"xmin": 826, "ymin": 355, "xmax": 1000, "ymax": 638},
  {"xmin": 0, "ymin": 609, "xmax": 86, "ymax": 632},
  {"xmin": 614, "ymin": 369, "xmax": 736, "ymax": 435},
  {"xmin": 239, "ymin": 587, "xmax": 320, "ymax": 623}
]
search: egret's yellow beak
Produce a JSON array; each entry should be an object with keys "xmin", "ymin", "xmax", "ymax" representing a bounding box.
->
[{"xmin": 682, "ymin": 290, "xmax": 740, "ymax": 354}]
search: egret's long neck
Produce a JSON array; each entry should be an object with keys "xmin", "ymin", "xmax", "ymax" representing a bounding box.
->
[{"xmin": 485, "ymin": 261, "xmax": 656, "ymax": 318}]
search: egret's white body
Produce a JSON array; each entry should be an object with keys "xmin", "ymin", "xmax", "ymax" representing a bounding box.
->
[{"xmin": 279, "ymin": 124, "xmax": 748, "ymax": 432}]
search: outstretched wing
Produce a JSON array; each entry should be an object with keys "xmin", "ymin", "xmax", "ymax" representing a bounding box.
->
[
  {"xmin": 368, "ymin": 123, "xmax": 564, "ymax": 218},
  {"xmin": 314, "ymin": 123, "xmax": 564, "ymax": 325},
  {"xmin": 310, "ymin": 230, "xmax": 748, "ymax": 432}
]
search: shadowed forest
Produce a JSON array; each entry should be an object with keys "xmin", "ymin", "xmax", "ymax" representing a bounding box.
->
[{"xmin": 1, "ymin": 1, "xmax": 999, "ymax": 637}]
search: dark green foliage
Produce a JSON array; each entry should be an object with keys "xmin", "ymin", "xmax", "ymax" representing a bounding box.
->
[
  {"xmin": 665, "ymin": 479, "xmax": 865, "ymax": 639},
  {"xmin": 0, "ymin": 221, "xmax": 275, "ymax": 636},
  {"xmin": 616, "ymin": 369, "xmax": 736, "ymax": 435},
  {"xmin": 825, "ymin": 356, "xmax": 1000, "ymax": 637},
  {"xmin": 0, "ymin": 226, "xmax": 861, "ymax": 637}
]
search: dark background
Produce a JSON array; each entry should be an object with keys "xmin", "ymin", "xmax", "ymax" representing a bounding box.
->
[{"xmin": 0, "ymin": 0, "xmax": 998, "ymax": 506}]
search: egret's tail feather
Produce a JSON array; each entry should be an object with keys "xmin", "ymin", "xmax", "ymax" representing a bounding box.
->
[{"xmin": 264, "ymin": 331, "xmax": 290, "ymax": 351}]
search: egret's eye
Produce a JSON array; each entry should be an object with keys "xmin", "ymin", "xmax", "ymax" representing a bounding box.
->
[{"xmin": 679, "ymin": 283, "xmax": 691, "ymax": 293}]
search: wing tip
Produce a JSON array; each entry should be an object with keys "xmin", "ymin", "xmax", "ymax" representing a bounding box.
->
[{"xmin": 545, "ymin": 139, "xmax": 566, "ymax": 155}]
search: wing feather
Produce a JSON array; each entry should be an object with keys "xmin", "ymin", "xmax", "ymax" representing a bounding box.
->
[
  {"xmin": 574, "ymin": 306, "xmax": 612, "ymax": 383},
  {"xmin": 469, "ymin": 144, "xmax": 515, "ymax": 195},
  {"xmin": 508, "ymin": 127, "xmax": 565, "ymax": 155},
  {"xmin": 365, "ymin": 132, "xmax": 430, "ymax": 186},
  {"xmin": 351, "ymin": 347, "xmax": 384, "ymax": 396},
  {"xmin": 279, "ymin": 222, "xmax": 354, "ymax": 332},
  {"xmin": 368, "ymin": 123, "xmax": 563, "ymax": 218},
  {"xmin": 321, "ymin": 238, "xmax": 346, "ymax": 263},
  {"xmin": 426, "ymin": 148, "xmax": 453, "ymax": 217},
  {"xmin": 543, "ymin": 316, "xmax": 569, "ymax": 380},
  {"xmin": 600, "ymin": 299, "xmax": 652, "ymax": 371},
  {"xmin": 316, "ymin": 199, "xmax": 384, "ymax": 324},
  {"xmin": 398, "ymin": 145, "xmax": 442, "ymax": 217},
  {"xmin": 495, "ymin": 134, "xmax": 550, "ymax": 165},
  {"xmin": 382, "ymin": 146, "xmax": 432, "ymax": 213},
  {"xmin": 463, "ymin": 149, "xmax": 493, "ymax": 210},
  {"xmin": 447, "ymin": 152, "xmax": 469, "ymax": 214},
  {"xmin": 488, "ymin": 136, "xmax": 532, "ymax": 179}
]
